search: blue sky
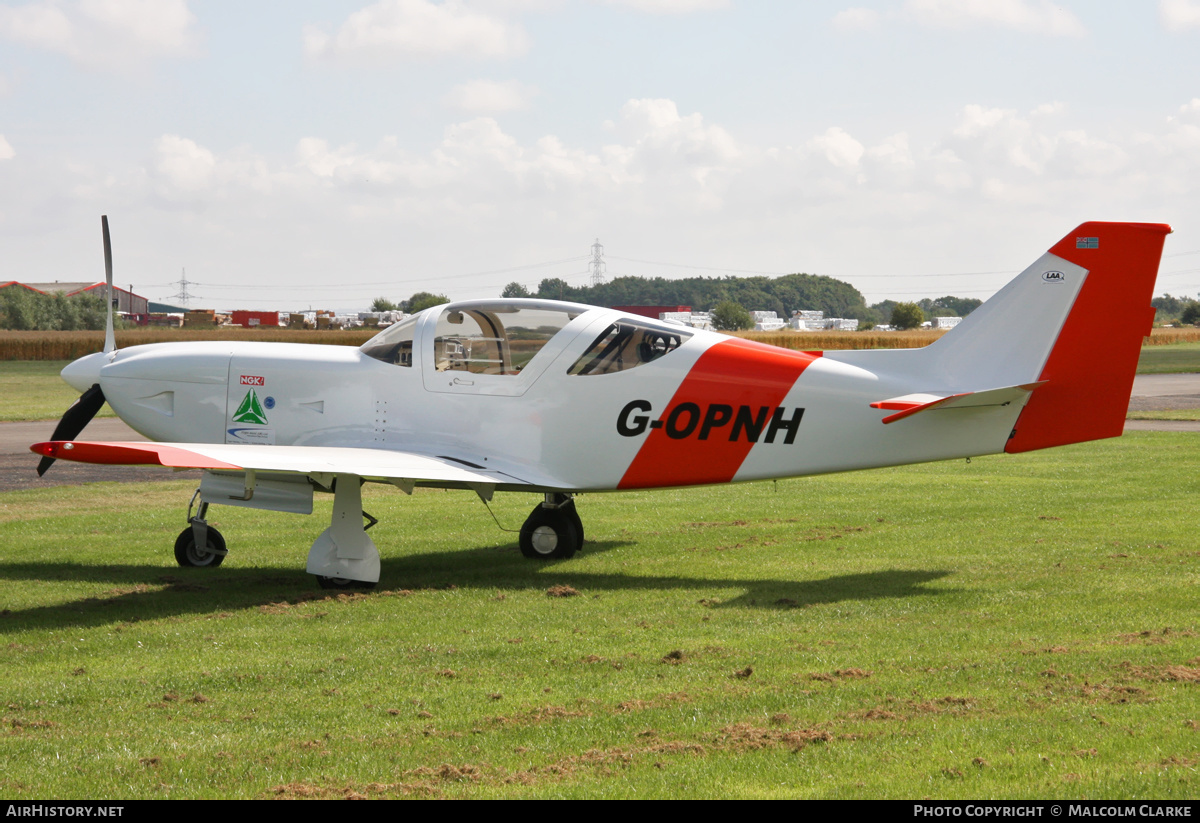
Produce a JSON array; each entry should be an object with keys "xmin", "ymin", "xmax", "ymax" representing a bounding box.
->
[{"xmin": 2, "ymin": 0, "xmax": 1200, "ymax": 310}]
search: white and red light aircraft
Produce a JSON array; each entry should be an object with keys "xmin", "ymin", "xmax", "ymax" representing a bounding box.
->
[{"xmin": 32, "ymin": 219, "xmax": 1171, "ymax": 589}]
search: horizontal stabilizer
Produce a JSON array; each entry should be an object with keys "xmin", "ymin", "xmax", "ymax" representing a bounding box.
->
[{"xmin": 870, "ymin": 383, "xmax": 1045, "ymax": 424}]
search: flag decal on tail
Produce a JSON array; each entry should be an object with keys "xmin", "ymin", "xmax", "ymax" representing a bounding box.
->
[{"xmin": 1076, "ymin": 237, "xmax": 1099, "ymax": 249}]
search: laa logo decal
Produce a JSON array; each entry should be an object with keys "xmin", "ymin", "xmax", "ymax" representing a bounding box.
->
[
  {"xmin": 232, "ymin": 389, "xmax": 269, "ymax": 425},
  {"xmin": 1042, "ymin": 270, "xmax": 1066, "ymax": 283}
]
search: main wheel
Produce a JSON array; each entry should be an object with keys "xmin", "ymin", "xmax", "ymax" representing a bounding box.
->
[
  {"xmin": 174, "ymin": 525, "xmax": 226, "ymax": 568},
  {"xmin": 519, "ymin": 505, "xmax": 581, "ymax": 560},
  {"xmin": 565, "ymin": 500, "xmax": 585, "ymax": 546},
  {"xmin": 316, "ymin": 576, "xmax": 377, "ymax": 591},
  {"xmin": 545, "ymin": 494, "xmax": 585, "ymax": 546}
]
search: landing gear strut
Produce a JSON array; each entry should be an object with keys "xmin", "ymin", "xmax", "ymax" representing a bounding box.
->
[
  {"xmin": 175, "ymin": 492, "xmax": 226, "ymax": 568},
  {"xmin": 519, "ymin": 493, "xmax": 583, "ymax": 560},
  {"xmin": 306, "ymin": 474, "xmax": 380, "ymax": 589}
]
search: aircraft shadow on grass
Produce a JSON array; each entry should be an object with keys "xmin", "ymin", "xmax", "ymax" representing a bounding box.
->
[{"xmin": 0, "ymin": 542, "xmax": 954, "ymax": 633}]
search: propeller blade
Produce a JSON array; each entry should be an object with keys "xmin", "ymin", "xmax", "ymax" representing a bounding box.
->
[
  {"xmin": 102, "ymin": 215, "xmax": 115, "ymax": 355},
  {"xmin": 36, "ymin": 383, "xmax": 106, "ymax": 476}
]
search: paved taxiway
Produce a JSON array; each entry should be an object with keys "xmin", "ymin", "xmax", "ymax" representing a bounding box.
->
[{"xmin": 1, "ymin": 374, "xmax": 1198, "ymax": 492}]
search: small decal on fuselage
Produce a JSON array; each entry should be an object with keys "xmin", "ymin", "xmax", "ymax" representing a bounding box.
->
[
  {"xmin": 617, "ymin": 399, "xmax": 804, "ymax": 444},
  {"xmin": 240, "ymin": 375, "xmax": 265, "ymax": 386},
  {"xmin": 226, "ymin": 427, "xmax": 275, "ymax": 445},
  {"xmin": 1042, "ymin": 270, "xmax": 1066, "ymax": 283},
  {"xmin": 232, "ymin": 389, "xmax": 269, "ymax": 425}
]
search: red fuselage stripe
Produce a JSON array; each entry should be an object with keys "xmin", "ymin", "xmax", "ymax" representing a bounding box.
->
[{"xmin": 617, "ymin": 338, "xmax": 816, "ymax": 489}]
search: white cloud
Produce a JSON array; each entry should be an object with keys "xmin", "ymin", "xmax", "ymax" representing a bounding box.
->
[
  {"xmin": 153, "ymin": 134, "xmax": 216, "ymax": 195},
  {"xmin": 944, "ymin": 103, "xmax": 1129, "ymax": 180},
  {"xmin": 0, "ymin": 0, "xmax": 198, "ymax": 70},
  {"xmin": 835, "ymin": 0, "xmax": 1086, "ymax": 37},
  {"xmin": 616, "ymin": 98, "xmax": 740, "ymax": 164},
  {"xmin": 1161, "ymin": 0, "xmax": 1200, "ymax": 30},
  {"xmin": 905, "ymin": 0, "xmax": 1086, "ymax": 36},
  {"xmin": 831, "ymin": 7, "xmax": 882, "ymax": 31},
  {"xmin": 304, "ymin": 0, "xmax": 530, "ymax": 63},
  {"xmin": 807, "ymin": 127, "xmax": 865, "ymax": 169},
  {"xmin": 40, "ymin": 95, "xmax": 1195, "ymax": 307},
  {"xmin": 599, "ymin": 0, "xmax": 729, "ymax": 13},
  {"xmin": 0, "ymin": 134, "xmax": 14, "ymax": 160},
  {"xmin": 865, "ymin": 133, "xmax": 915, "ymax": 169},
  {"xmin": 443, "ymin": 78, "xmax": 537, "ymax": 112},
  {"xmin": 137, "ymin": 97, "xmax": 1163, "ymax": 226}
]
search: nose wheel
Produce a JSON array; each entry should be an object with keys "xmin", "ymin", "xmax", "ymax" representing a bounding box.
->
[
  {"xmin": 519, "ymin": 494, "xmax": 583, "ymax": 560},
  {"xmin": 174, "ymin": 524, "xmax": 226, "ymax": 567},
  {"xmin": 174, "ymin": 492, "xmax": 227, "ymax": 567}
]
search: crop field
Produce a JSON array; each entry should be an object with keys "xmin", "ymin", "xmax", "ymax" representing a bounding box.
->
[{"xmin": 1, "ymin": 433, "xmax": 1198, "ymax": 799}]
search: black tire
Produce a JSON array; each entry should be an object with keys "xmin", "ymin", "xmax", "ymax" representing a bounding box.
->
[
  {"xmin": 519, "ymin": 504, "xmax": 581, "ymax": 560},
  {"xmin": 316, "ymin": 576, "xmax": 377, "ymax": 591},
  {"xmin": 174, "ymin": 525, "xmax": 226, "ymax": 568},
  {"xmin": 565, "ymin": 500, "xmax": 584, "ymax": 546}
]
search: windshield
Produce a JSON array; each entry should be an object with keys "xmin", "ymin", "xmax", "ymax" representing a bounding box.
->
[{"xmin": 361, "ymin": 314, "xmax": 418, "ymax": 366}]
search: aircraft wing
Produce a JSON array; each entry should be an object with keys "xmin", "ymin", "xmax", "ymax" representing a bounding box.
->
[
  {"xmin": 29, "ymin": 440, "xmax": 536, "ymax": 488},
  {"xmin": 870, "ymin": 382, "xmax": 1046, "ymax": 425}
]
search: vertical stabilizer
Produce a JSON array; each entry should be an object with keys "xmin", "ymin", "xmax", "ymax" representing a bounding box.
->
[{"xmin": 1003, "ymin": 222, "xmax": 1171, "ymax": 452}]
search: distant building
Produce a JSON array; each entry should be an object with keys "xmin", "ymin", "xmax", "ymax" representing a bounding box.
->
[
  {"xmin": 658, "ymin": 310, "xmax": 713, "ymax": 331},
  {"xmin": 148, "ymin": 301, "xmax": 190, "ymax": 314},
  {"xmin": 19, "ymin": 281, "xmax": 149, "ymax": 314},
  {"xmin": 933, "ymin": 316, "xmax": 962, "ymax": 330},
  {"xmin": 231, "ymin": 310, "xmax": 285, "ymax": 328},
  {"xmin": 0, "ymin": 281, "xmax": 45, "ymax": 296},
  {"xmin": 613, "ymin": 305, "xmax": 691, "ymax": 319},
  {"xmin": 789, "ymin": 310, "xmax": 857, "ymax": 331},
  {"xmin": 789, "ymin": 310, "xmax": 825, "ymax": 330},
  {"xmin": 751, "ymin": 311, "xmax": 785, "ymax": 332}
]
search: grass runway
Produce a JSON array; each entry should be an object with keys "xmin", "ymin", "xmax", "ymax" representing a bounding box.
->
[{"xmin": 0, "ymin": 433, "xmax": 1197, "ymax": 798}]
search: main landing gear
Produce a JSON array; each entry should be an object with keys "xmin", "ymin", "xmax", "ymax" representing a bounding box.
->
[
  {"xmin": 305, "ymin": 474, "xmax": 380, "ymax": 590},
  {"xmin": 173, "ymin": 477, "xmax": 380, "ymax": 590},
  {"xmin": 519, "ymin": 493, "xmax": 584, "ymax": 560},
  {"xmin": 171, "ymin": 481, "xmax": 585, "ymax": 586}
]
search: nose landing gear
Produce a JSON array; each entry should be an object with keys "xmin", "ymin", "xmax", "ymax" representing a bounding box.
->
[{"xmin": 174, "ymin": 492, "xmax": 227, "ymax": 568}]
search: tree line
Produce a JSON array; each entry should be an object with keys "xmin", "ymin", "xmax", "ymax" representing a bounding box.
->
[
  {"xmin": 1151, "ymin": 294, "xmax": 1200, "ymax": 325},
  {"xmin": 371, "ymin": 278, "xmax": 990, "ymax": 332},
  {"xmin": 0, "ymin": 287, "xmax": 111, "ymax": 331}
]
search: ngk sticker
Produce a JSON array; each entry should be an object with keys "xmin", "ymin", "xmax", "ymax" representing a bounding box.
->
[{"xmin": 240, "ymin": 375, "xmax": 265, "ymax": 386}]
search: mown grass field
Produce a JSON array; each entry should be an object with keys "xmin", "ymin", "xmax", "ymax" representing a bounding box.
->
[
  {"xmin": 1135, "ymin": 342, "xmax": 1200, "ymax": 375},
  {"xmin": 1, "ymin": 434, "xmax": 1198, "ymax": 799},
  {"xmin": 0, "ymin": 361, "xmax": 117, "ymax": 422}
]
